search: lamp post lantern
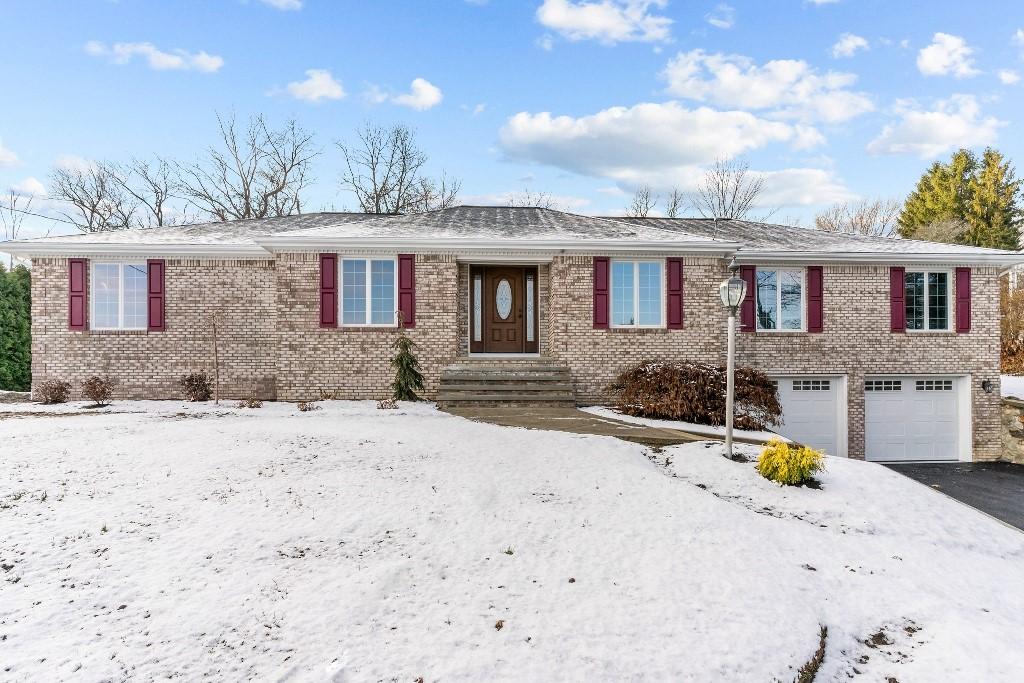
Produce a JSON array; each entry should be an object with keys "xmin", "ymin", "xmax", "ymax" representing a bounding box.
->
[{"xmin": 718, "ymin": 267, "xmax": 747, "ymax": 460}]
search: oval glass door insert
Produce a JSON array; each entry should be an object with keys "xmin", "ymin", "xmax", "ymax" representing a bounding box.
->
[{"xmin": 496, "ymin": 279, "xmax": 513, "ymax": 320}]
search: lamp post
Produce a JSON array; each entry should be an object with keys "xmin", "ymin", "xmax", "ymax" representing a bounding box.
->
[{"xmin": 718, "ymin": 267, "xmax": 747, "ymax": 460}]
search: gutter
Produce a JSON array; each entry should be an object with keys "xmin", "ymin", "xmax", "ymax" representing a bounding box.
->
[{"xmin": 733, "ymin": 250, "xmax": 1024, "ymax": 267}]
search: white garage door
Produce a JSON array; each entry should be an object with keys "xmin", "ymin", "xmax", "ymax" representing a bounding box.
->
[
  {"xmin": 775, "ymin": 377, "xmax": 842, "ymax": 456},
  {"xmin": 864, "ymin": 377, "xmax": 961, "ymax": 462}
]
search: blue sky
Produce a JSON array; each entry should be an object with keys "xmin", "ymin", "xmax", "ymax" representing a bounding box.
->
[{"xmin": 1, "ymin": 0, "xmax": 1023, "ymax": 238}]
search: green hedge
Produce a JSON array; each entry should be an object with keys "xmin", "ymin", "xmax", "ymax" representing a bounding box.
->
[{"xmin": 0, "ymin": 263, "xmax": 31, "ymax": 391}]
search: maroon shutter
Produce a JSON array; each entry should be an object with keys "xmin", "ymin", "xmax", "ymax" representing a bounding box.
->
[
  {"xmin": 147, "ymin": 259, "xmax": 165, "ymax": 331},
  {"xmin": 890, "ymin": 266, "xmax": 906, "ymax": 332},
  {"xmin": 319, "ymin": 253, "xmax": 337, "ymax": 328},
  {"xmin": 398, "ymin": 254, "xmax": 416, "ymax": 328},
  {"xmin": 593, "ymin": 257, "xmax": 609, "ymax": 329},
  {"xmin": 666, "ymin": 258, "xmax": 684, "ymax": 329},
  {"xmin": 806, "ymin": 266, "xmax": 823, "ymax": 333},
  {"xmin": 68, "ymin": 258, "xmax": 88, "ymax": 330},
  {"xmin": 955, "ymin": 267, "xmax": 971, "ymax": 333},
  {"xmin": 739, "ymin": 265, "xmax": 755, "ymax": 332}
]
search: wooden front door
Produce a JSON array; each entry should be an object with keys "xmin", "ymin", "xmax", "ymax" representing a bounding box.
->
[{"xmin": 470, "ymin": 266, "xmax": 538, "ymax": 353}]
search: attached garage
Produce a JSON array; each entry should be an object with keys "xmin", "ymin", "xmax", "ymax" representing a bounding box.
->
[
  {"xmin": 863, "ymin": 376, "xmax": 970, "ymax": 462},
  {"xmin": 774, "ymin": 376, "xmax": 846, "ymax": 458}
]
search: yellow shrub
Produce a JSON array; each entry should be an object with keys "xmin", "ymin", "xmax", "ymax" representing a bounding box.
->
[{"xmin": 756, "ymin": 437, "xmax": 825, "ymax": 486}]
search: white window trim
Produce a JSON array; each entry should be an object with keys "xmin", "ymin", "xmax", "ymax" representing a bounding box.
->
[
  {"xmin": 90, "ymin": 262, "xmax": 148, "ymax": 331},
  {"xmin": 756, "ymin": 267, "xmax": 805, "ymax": 333},
  {"xmin": 338, "ymin": 257, "xmax": 399, "ymax": 327},
  {"xmin": 609, "ymin": 258, "xmax": 665, "ymax": 329},
  {"xmin": 904, "ymin": 268, "xmax": 953, "ymax": 333}
]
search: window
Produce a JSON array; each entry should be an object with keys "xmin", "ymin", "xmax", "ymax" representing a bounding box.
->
[
  {"xmin": 793, "ymin": 379, "xmax": 831, "ymax": 391},
  {"xmin": 905, "ymin": 270, "xmax": 950, "ymax": 331},
  {"xmin": 610, "ymin": 260, "xmax": 663, "ymax": 327},
  {"xmin": 865, "ymin": 380, "xmax": 902, "ymax": 392},
  {"xmin": 756, "ymin": 269, "xmax": 803, "ymax": 331},
  {"xmin": 340, "ymin": 258, "xmax": 396, "ymax": 326},
  {"xmin": 916, "ymin": 379, "xmax": 953, "ymax": 391},
  {"xmin": 91, "ymin": 262, "xmax": 148, "ymax": 330}
]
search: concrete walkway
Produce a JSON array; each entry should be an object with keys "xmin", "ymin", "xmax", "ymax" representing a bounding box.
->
[{"xmin": 442, "ymin": 406, "xmax": 707, "ymax": 447}]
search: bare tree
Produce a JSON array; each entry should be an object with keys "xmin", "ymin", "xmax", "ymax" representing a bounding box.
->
[
  {"xmin": 112, "ymin": 157, "xmax": 190, "ymax": 228},
  {"xmin": 338, "ymin": 122, "xmax": 460, "ymax": 214},
  {"xmin": 506, "ymin": 188, "xmax": 559, "ymax": 210},
  {"xmin": 664, "ymin": 187, "xmax": 685, "ymax": 218},
  {"xmin": 626, "ymin": 185, "xmax": 658, "ymax": 218},
  {"xmin": 914, "ymin": 217, "xmax": 970, "ymax": 244},
  {"xmin": 691, "ymin": 158, "xmax": 766, "ymax": 220},
  {"xmin": 814, "ymin": 198, "xmax": 901, "ymax": 237},
  {"xmin": 178, "ymin": 113, "xmax": 318, "ymax": 221},
  {"xmin": 0, "ymin": 192, "xmax": 33, "ymax": 267},
  {"xmin": 49, "ymin": 162, "xmax": 137, "ymax": 232}
]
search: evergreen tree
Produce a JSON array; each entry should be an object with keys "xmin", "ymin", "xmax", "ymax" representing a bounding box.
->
[
  {"xmin": 0, "ymin": 264, "xmax": 32, "ymax": 391},
  {"xmin": 390, "ymin": 333, "xmax": 424, "ymax": 401},
  {"xmin": 898, "ymin": 147, "xmax": 1022, "ymax": 249}
]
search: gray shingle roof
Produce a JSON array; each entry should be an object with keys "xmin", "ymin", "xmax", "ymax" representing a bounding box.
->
[{"xmin": 276, "ymin": 206, "xmax": 722, "ymax": 242}]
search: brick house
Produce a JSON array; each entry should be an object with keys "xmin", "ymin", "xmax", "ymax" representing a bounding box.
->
[{"xmin": 5, "ymin": 205, "xmax": 1022, "ymax": 462}]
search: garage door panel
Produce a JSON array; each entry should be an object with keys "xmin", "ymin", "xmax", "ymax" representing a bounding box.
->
[
  {"xmin": 864, "ymin": 376, "xmax": 961, "ymax": 462},
  {"xmin": 775, "ymin": 377, "xmax": 841, "ymax": 456}
]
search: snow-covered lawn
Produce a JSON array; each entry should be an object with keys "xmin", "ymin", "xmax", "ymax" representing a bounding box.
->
[
  {"xmin": 2, "ymin": 401, "xmax": 1023, "ymax": 681},
  {"xmin": 1002, "ymin": 374, "xmax": 1024, "ymax": 399},
  {"xmin": 581, "ymin": 405, "xmax": 787, "ymax": 442}
]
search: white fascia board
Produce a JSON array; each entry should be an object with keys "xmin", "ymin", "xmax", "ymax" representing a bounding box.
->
[
  {"xmin": 733, "ymin": 250, "xmax": 1024, "ymax": 267},
  {"xmin": 0, "ymin": 242, "xmax": 272, "ymax": 259},
  {"xmin": 255, "ymin": 236, "xmax": 741, "ymax": 254}
]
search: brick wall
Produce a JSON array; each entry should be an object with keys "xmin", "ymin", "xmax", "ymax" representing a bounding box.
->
[
  {"xmin": 31, "ymin": 257, "xmax": 276, "ymax": 400},
  {"xmin": 545, "ymin": 255, "xmax": 1002, "ymax": 461},
  {"xmin": 274, "ymin": 252, "xmax": 460, "ymax": 401}
]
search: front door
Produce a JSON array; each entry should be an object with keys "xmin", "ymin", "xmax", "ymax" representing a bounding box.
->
[{"xmin": 470, "ymin": 266, "xmax": 538, "ymax": 353}]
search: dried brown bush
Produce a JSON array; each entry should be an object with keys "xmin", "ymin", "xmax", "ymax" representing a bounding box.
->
[
  {"xmin": 297, "ymin": 401, "xmax": 320, "ymax": 412},
  {"xmin": 36, "ymin": 380, "xmax": 71, "ymax": 404},
  {"xmin": 81, "ymin": 376, "xmax": 115, "ymax": 406},
  {"xmin": 179, "ymin": 373, "xmax": 213, "ymax": 402},
  {"xmin": 237, "ymin": 394, "xmax": 263, "ymax": 409},
  {"xmin": 608, "ymin": 361, "xmax": 782, "ymax": 431},
  {"xmin": 1001, "ymin": 279, "xmax": 1024, "ymax": 373},
  {"xmin": 377, "ymin": 398, "xmax": 397, "ymax": 410}
]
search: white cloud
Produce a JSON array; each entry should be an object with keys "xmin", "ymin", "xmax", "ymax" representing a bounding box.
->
[
  {"xmin": 867, "ymin": 94, "xmax": 1001, "ymax": 158},
  {"xmin": 10, "ymin": 177, "xmax": 46, "ymax": 198},
  {"xmin": 535, "ymin": 0, "xmax": 671, "ymax": 45},
  {"xmin": 832, "ymin": 33, "xmax": 868, "ymax": 58},
  {"xmin": 757, "ymin": 168, "xmax": 854, "ymax": 206},
  {"xmin": 705, "ymin": 3, "xmax": 734, "ymax": 30},
  {"xmin": 0, "ymin": 139, "xmax": 18, "ymax": 167},
  {"xmin": 461, "ymin": 103, "xmax": 487, "ymax": 116},
  {"xmin": 916, "ymin": 33, "xmax": 979, "ymax": 78},
  {"xmin": 283, "ymin": 69, "xmax": 345, "ymax": 102},
  {"xmin": 85, "ymin": 41, "xmax": 223, "ymax": 73},
  {"xmin": 391, "ymin": 78, "xmax": 443, "ymax": 110},
  {"xmin": 999, "ymin": 69, "xmax": 1020, "ymax": 85},
  {"xmin": 806, "ymin": 0, "xmax": 839, "ymax": 4},
  {"xmin": 1014, "ymin": 29, "xmax": 1024, "ymax": 47},
  {"xmin": 259, "ymin": 0, "xmax": 302, "ymax": 9},
  {"xmin": 55, "ymin": 154, "xmax": 93, "ymax": 172},
  {"xmin": 661, "ymin": 49, "xmax": 873, "ymax": 123},
  {"xmin": 537, "ymin": 34, "xmax": 555, "ymax": 51}
]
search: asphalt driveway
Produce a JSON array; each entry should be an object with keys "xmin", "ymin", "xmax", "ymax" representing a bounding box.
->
[{"xmin": 885, "ymin": 462, "xmax": 1024, "ymax": 531}]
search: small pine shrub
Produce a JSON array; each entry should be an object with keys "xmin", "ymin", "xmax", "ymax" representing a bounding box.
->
[
  {"xmin": 297, "ymin": 401, "xmax": 320, "ymax": 412},
  {"xmin": 390, "ymin": 334, "xmax": 424, "ymax": 401},
  {"xmin": 37, "ymin": 380, "xmax": 71, "ymax": 404},
  {"xmin": 756, "ymin": 437, "xmax": 825, "ymax": 486},
  {"xmin": 609, "ymin": 361, "xmax": 782, "ymax": 430},
  {"xmin": 179, "ymin": 373, "xmax": 213, "ymax": 402},
  {"xmin": 81, "ymin": 376, "xmax": 115, "ymax": 406}
]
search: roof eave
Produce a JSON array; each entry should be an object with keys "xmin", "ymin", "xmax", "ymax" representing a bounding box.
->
[
  {"xmin": 0, "ymin": 242, "xmax": 272, "ymax": 259},
  {"xmin": 734, "ymin": 250, "xmax": 1024, "ymax": 266},
  {"xmin": 254, "ymin": 236, "xmax": 741, "ymax": 252}
]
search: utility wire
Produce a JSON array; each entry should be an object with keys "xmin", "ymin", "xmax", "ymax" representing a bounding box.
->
[{"xmin": 0, "ymin": 202, "xmax": 79, "ymax": 227}]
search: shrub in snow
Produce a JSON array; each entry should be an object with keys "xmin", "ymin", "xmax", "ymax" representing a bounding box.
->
[
  {"xmin": 237, "ymin": 394, "xmax": 263, "ymax": 409},
  {"xmin": 179, "ymin": 373, "xmax": 213, "ymax": 402},
  {"xmin": 297, "ymin": 401, "xmax": 320, "ymax": 412},
  {"xmin": 609, "ymin": 361, "xmax": 782, "ymax": 430},
  {"xmin": 756, "ymin": 437, "xmax": 825, "ymax": 486},
  {"xmin": 390, "ymin": 334, "xmax": 424, "ymax": 401},
  {"xmin": 36, "ymin": 379, "xmax": 71, "ymax": 404},
  {"xmin": 81, "ymin": 376, "xmax": 114, "ymax": 407},
  {"xmin": 377, "ymin": 398, "xmax": 397, "ymax": 410}
]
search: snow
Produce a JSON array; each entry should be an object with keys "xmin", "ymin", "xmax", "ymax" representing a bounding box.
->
[
  {"xmin": 1002, "ymin": 374, "xmax": 1024, "ymax": 399},
  {"xmin": 580, "ymin": 405, "xmax": 788, "ymax": 443},
  {"xmin": 2, "ymin": 400, "xmax": 1023, "ymax": 681}
]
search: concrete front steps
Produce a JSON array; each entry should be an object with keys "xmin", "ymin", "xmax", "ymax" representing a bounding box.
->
[{"xmin": 436, "ymin": 357, "xmax": 576, "ymax": 408}]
